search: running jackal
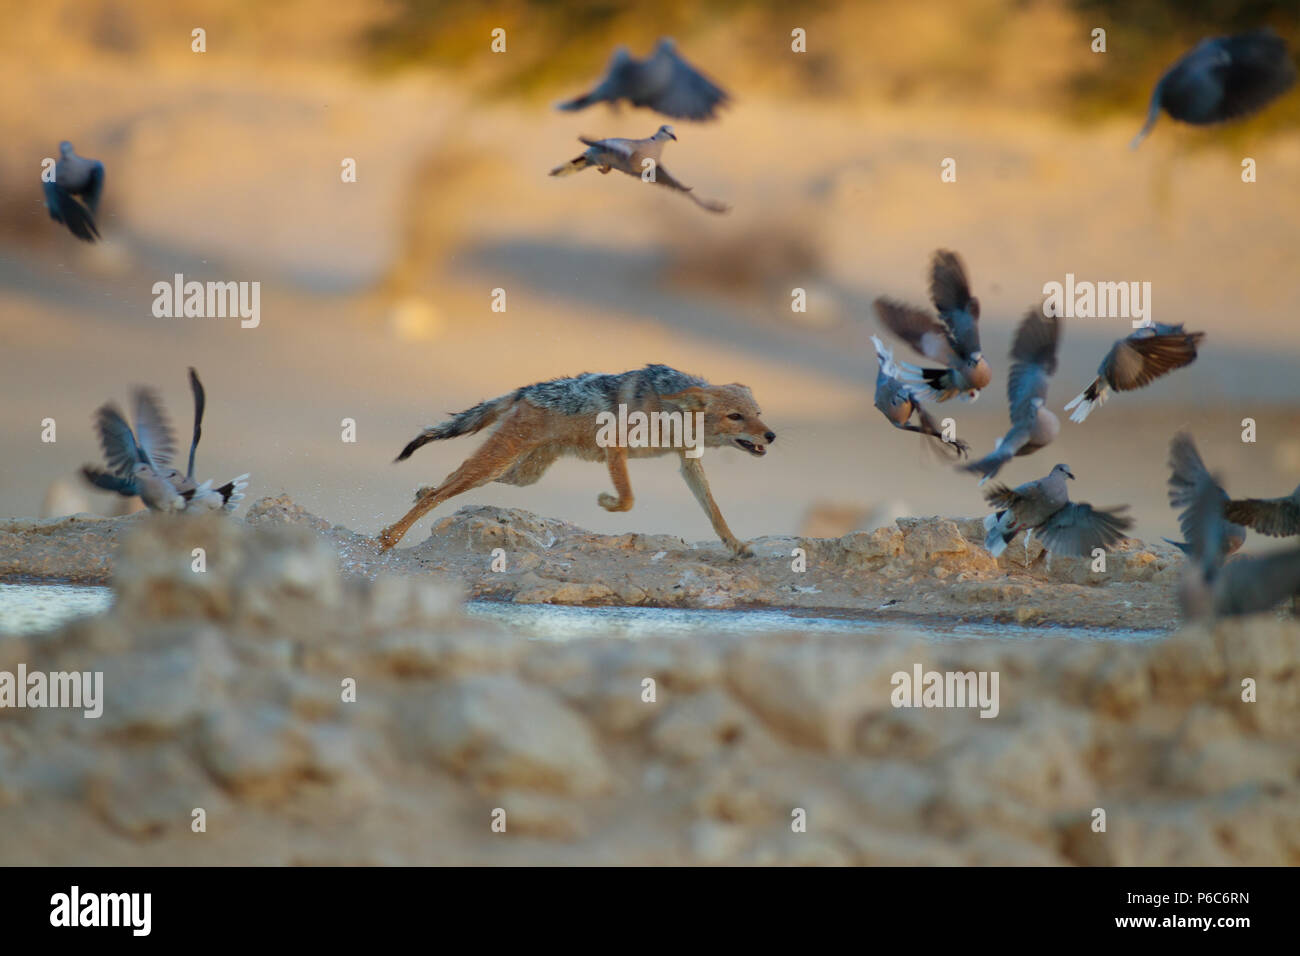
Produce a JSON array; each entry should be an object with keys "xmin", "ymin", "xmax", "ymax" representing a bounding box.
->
[{"xmin": 378, "ymin": 365, "xmax": 775, "ymax": 557}]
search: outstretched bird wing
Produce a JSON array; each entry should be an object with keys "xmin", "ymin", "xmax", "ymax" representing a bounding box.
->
[
  {"xmin": 645, "ymin": 43, "xmax": 730, "ymax": 120},
  {"xmin": 1224, "ymin": 494, "xmax": 1300, "ymax": 537},
  {"xmin": 92, "ymin": 403, "xmax": 144, "ymax": 475},
  {"xmin": 1105, "ymin": 329, "xmax": 1203, "ymax": 392},
  {"xmin": 131, "ymin": 387, "xmax": 177, "ymax": 469},
  {"xmin": 187, "ymin": 367, "xmax": 206, "ymax": 481},
  {"xmin": 928, "ymin": 249, "xmax": 980, "ymax": 356},
  {"xmin": 873, "ymin": 298, "xmax": 960, "ymax": 365},
  {"xmin": 1037, "ymin": 502, "xmax": 1133, "ymax": 557}
]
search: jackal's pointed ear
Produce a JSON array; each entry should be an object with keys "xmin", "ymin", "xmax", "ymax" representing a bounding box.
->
[{"xmin": 664, "ymin": 387, "xmax": 710, "ymax": 412}]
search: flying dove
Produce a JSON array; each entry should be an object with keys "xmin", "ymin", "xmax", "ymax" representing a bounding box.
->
[
  {"xmin": 960, "ymin": 307, "xmax": 1061, "ymax": 483},
  {"xmin": 1131, "ymin": 29, "xmax": 1296, "ymax": 149},
  {"xmin": 983, "ymin": 463, "xmax": 1133, "ymax": 565},
  {"xmin": 549, "ymin": 125, "xmax": 728, "ymax": 213},
  {"xmin": 1222, "ymin": 481, "xmax": 1300, "ymax": 538},
  {"xmin": 871, "ymin": 335, "xmax": 969, "ymax": 458},
  {"xmin": 81, "ymin": 373, "xmax": 248, "ymax": 513},
  {"xmin": 1163, "ymin": 430, "xmax": 1246, "ymax": 558},
  {"xmin": 1179, "ymin": 469, "xmax": 1300, "ymax": 619},
  {"xmin": 873, "ymin": 249, "xmax": 991, "ymax": 402},
  {"xmin": 556, "ymin": 38, "xmax": 729, "ymax": 121},
  {"xmin": 1065, "ymin": 323, "xmax": 1206, "ymax": 422},
  {"xmin": 43, "ymin": 141, "xmax": 105, "ymax": 242}
]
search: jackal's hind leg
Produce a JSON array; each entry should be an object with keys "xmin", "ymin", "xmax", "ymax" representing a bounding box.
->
[{"xmin": 378, "ymin": 418, "xmax": 541, "ymax": 550}]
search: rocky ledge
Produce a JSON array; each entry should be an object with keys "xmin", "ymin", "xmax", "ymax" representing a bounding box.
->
[{"xmin": 2, "ymin": 495, "xmax": 1188, "ymax": 630}]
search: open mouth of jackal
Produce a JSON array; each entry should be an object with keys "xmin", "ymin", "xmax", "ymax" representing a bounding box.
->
[{"xmin": 734, "ymin": 438, "xmax": 766, "ymax": 457}]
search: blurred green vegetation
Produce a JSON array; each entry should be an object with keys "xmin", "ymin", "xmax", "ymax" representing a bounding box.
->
[
  {"xmin": 363, "ymin": 0, "xmax": 1299, "ymax": 130},
  {"xmin": 364, "ymin": 0, "xmax": 829, "ymax": 99}
]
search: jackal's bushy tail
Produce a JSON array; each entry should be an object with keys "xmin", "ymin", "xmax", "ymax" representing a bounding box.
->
[
  {"xmin": 394, "ymin": 392, "xmax": 517, "ymax": 462},
  {"xmin": 549, "ymin": 155, "xmax": 591, "ymax": 177}
]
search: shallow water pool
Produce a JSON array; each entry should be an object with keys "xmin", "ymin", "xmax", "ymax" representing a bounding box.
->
[{"xmin": 0, "ymin": 582, "xmax": 1167, "ymax": 642}]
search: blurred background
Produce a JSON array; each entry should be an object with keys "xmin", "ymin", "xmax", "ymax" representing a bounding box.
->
[{"xmin": 2, "ymin": 0, "xmax": 1298, "ymax": 544}]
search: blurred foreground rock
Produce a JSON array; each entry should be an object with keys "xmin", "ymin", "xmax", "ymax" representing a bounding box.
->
[{"xmin": 0, "ymin": 509, "xmax": 1296, "ymax": 864}]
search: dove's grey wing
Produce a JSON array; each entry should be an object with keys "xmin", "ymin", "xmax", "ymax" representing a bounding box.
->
[
  {"xmin": 93, "ymin": 403, "xmax": 143, "ymax": 474},
  {"xmin": 81, "ymin": 465, "xmax": 138, "ymax": 497},
  {"xmin": 1036, "ymin": 502, "xmax": 1133, "ymax": 556},
  {"xmin": 1182, "ymin": 469, "xmax": 1231, "ymax": 575},
  {"xmin": 929, "ymin": 250, "xmax": 979, "ymax": 355},
  {"xmin": 647, "ymin": 45, "xmax": 729, "ymax": 120},
  {"xmin": 1224, "ymin": 493, "xmax": 1300, "ymax": 537},
  {"xmin": 1165, "ymin": 431, "xmax": 1243, "ymax": 551},
  {"xmin": 1103, "ymin": 329, "xmax": 1204, "ymax": 391},
  {"xmin": 131, "ymin": 387, "xmax": 177, "ymax": 469},
  {"xmin": 650, "ymin": 162, "xmax": 728, "ymax": 213},
  {"xmin": 81, "ymin": 161, "xmax": 105, "ymax": 213},
  {"xmin": 584, "ymin": 137, "xmax": 644, "ymax": 174},
  {"xmin": 1167, "ymin": 430, "xmax": 1217, "ymax": 510},
  {"xmin": 983, "ymin": 481, "xmax": 1027, "ymax": 513},
  {"xmin": 1217, "ymin": 547, "xmax": 1300, "ymax": 616},
  {"xmin": 1009, "ymin": 308, "xmax": 1061, "ymax": 377},
  {"xmin": 556, "ymin": 47, "xmax": 642, "ymax": 111},
  {"xmin": 43, "ymin": 181, "xmax": 100, "ymax": 242},
  {"xmin": 187, "ymin": 367, "xmax": 206, "ymax": 481},
  {"xmin": 648, "ymin": 160, "xmax": 693, "ymax": 193},
  {"xmin": 873, "ymin": 298, "xmax": 960, "ymax": 365}
]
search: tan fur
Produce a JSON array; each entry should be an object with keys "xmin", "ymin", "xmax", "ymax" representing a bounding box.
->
[{"xmin": 378, "ymin": 380, "xmax": 774, "ymax": 557}]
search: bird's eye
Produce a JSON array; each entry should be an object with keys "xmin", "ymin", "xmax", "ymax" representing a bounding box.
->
[{"xmin": 727, "ymin": 413, "xmax": 744, "ymax": 421}]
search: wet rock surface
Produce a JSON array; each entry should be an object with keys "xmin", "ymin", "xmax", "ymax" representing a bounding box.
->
[{"xmin": 0, "ymin": 504, "xmax": 1297, "ymax": 864}]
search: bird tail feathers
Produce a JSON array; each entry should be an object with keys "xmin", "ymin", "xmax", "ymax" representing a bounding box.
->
[
  {"xmin": 550, "ymin": 155, "xmax": 591, "ymax": 177},
  {"xmin": 1065, "ymin": 378, "xmax": 1107, "ymax": 423}
]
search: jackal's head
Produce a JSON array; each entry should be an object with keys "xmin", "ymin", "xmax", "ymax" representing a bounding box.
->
[{"xmin": 670, "ymin": 384, "xmax": 775, "ymax": 457}]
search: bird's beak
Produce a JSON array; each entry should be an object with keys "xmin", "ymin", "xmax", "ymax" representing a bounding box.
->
[
  {"xmin": 669, "ymin": 132, "xmax": 678, "ymax": 140},
  {"xmin": 1067, "ymin": 471, "xmax": 1076, "ymax": 480}
]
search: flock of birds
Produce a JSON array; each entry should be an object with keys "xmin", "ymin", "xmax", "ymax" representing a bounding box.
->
[
  {"xmin": 43, "ymin": 27, "xmax": 1300, "ymax": 621},
  {"xmin": 867, "ymin": 243, "xmax": 1300, "ymax": 621}
]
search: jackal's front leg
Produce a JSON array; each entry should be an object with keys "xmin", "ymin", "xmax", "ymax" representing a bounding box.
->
[
  {"xmin": 598, "ymin": 446, "xmax": 635, "ymax": 512},
  {"xmin": 679, "ymin": 454, "xmax": 752, "ymax": 558}
]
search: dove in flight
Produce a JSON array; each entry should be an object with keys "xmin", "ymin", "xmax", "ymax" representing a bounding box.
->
[
  {"xmin": 1131, "ymin": 29, "xmax": 1296, "ymax": 149},
  {"xmin": 556, "ymin": 38, "xmax": 729, "ymax": 121},
  {"xmin": 1178, "ymin": 468, "xmax": 1300, "ymax": 619},
  {"xmin": 1065, "ymin": 323, "xmax": 1205, "ymax": 422},
  {"xmin": 1163, "ymin": 431, "xmax": 1246, "ymax": 558},
  {"xmin": 43, "ymin": 141, "xmax": 105, "ymax": 242},
  {"xmin": 961, "ymin": 307, "xmax": 1061, "ymax": 483},
  {"xmin": 549, "ymin": 125, "xmax": 728, "ymax": 213},
  {"xmin": 874, "ymin": 249, "xmax": 991, "ymax": 403},
  {"xmin": 871, "ymin": 335, "xmax": 969, "ymax": 458}
]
